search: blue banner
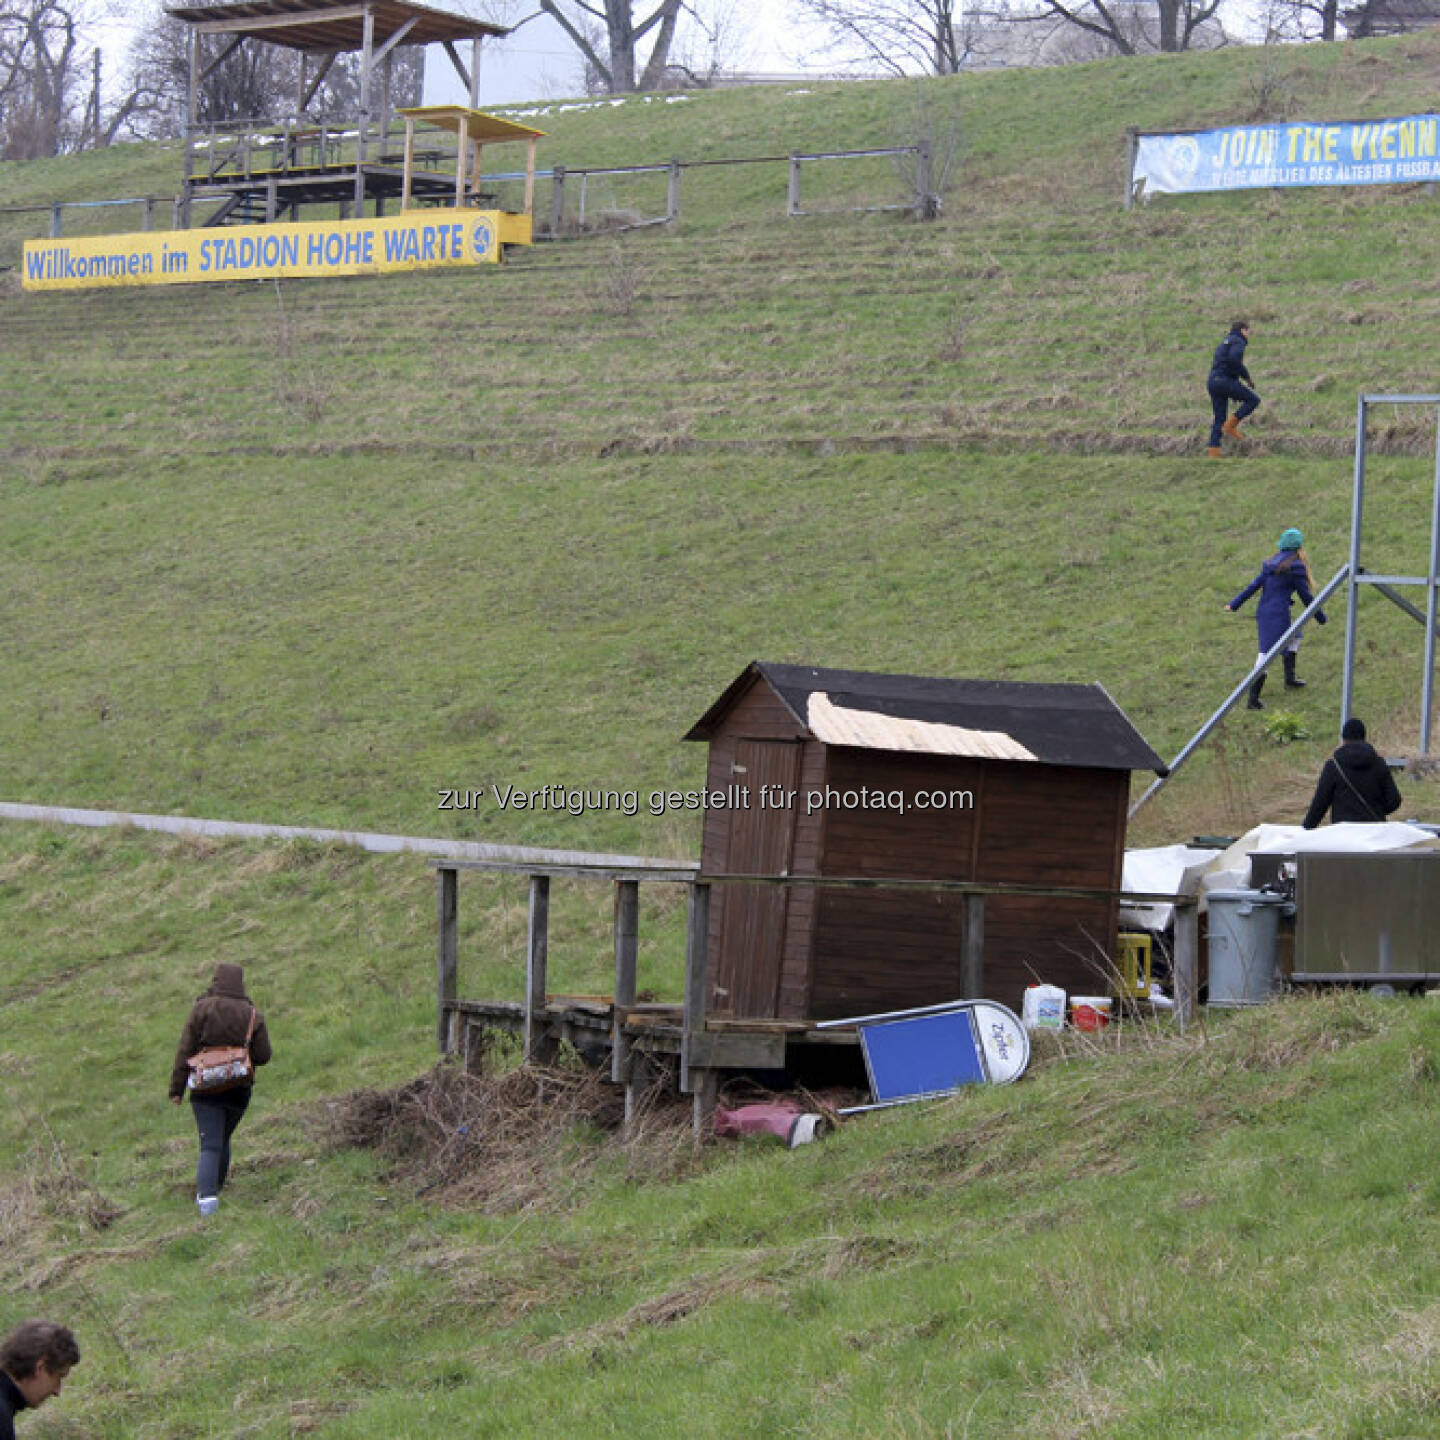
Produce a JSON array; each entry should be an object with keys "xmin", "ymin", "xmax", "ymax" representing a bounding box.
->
[{"xmin": 1134, "ymin": 115, "xmax": 1440, "ymax": 196}]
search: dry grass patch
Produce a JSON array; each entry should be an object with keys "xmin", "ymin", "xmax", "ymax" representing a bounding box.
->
[{"xmin": 327, "ymin": 1060, "xmax": 696, "ymax": 1213}]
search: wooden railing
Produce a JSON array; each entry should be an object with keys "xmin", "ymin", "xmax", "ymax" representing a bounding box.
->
[{"xmin": 434, "ymin": 857, "xmax": 1201, "ymax": 1106}]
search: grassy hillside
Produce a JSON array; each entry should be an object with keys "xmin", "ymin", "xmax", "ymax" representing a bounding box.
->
[
  {"xmin": 3, "ymin": 840, "xmax": 1439, "ymax": 1438},
  {"xmin": 6, "ymin": 34, "xmax": 1440, "ymax": 1437},
  {"xmin": 7, "ymin": 37, "xmax": 1440, "ymax": 851}
]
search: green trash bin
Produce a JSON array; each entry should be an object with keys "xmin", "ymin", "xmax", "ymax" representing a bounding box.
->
[{"xmin": 1207, "ymin": 888, "xmax": 1289, "ymax": 1007}]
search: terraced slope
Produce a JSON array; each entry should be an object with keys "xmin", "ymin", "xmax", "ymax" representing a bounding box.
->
[{"xmin": 6, "ymin": 36, "xmax": 1440, "ymax": 851}]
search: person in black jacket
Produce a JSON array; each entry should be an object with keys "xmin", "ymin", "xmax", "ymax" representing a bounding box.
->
[
  {"xmin": 1302, "ymin": 718, "xmax": 1402, "ymax": 827},
  {"xmin": 0, "ymin": 1321, "xmax": 79, "ymax": 1439},
  {"xmin": 1206, "ymin": 320, "xmax": 1260, "ymax": 456},
  {"xmin": 169, "ymin": 962, "xmax": 272, "ymax": 1217}
]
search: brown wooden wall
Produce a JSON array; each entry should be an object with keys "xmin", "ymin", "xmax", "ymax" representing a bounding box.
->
[
  {"xmin": 697, "ymin": 677, "xmax": 818, "ymax": 1019},
  {"xmin": 695, "ymin": 678, "xmax": 1133, "ymax": 1023},
  {"xmin": 809, "ymin": 758, "xmax": 1128, "ymax": 1017},
  {"xmin": 970, "ymin": 762, "xmax": 1129, "ymax": 1010}
]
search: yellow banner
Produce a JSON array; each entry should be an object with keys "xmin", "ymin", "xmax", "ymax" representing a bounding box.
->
[{"xmin": 22, "ymin": 210, "xmax": 531, "ymax": 291}]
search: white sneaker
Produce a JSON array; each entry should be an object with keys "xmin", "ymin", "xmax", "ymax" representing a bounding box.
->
[{"xmin": 197, "ymin": 1195, "xmax": 220, "ymax": 1217}]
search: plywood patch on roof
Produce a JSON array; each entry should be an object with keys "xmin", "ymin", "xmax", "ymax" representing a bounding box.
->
[{"xmin": 807, "ymin": 692, "xmax": 1038, "ymax": 761}]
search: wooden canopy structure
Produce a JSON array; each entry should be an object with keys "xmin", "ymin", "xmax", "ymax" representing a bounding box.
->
[
  {"xmin": 166, "ymin": 0, "xmax": 516, "ymax": 225},
  {"xmin": 397, "ymin": 106, "xmax": 544, "ymax": 216}
]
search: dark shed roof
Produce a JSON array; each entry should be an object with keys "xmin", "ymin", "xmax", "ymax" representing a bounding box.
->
[
  {"xmin": 165, "ymin": 0, "xmax": 507, "ymax": 53},
  {"xmin": 685, "ymin": 662, "xmax": 1167, "ymax": 775}
]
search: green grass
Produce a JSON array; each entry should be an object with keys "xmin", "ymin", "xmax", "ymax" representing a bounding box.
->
[
  {"xmin": 7, "ymin": 32, "xmax": 1440, "ymax": 1437},
  {"xmin": 3, "ymin": 834, "xmax": 1439, "ymax": 1438}
]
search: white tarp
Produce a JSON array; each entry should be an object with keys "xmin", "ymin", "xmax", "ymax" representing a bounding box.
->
[
  {"xmin": 1121, "ymin": 823, "xmax": 1439, "ymax": 926},
  {"xmin": 1198, "ymin": 822, "xmax": 1440, "ymax": 905},
  {"xmin": 1120, "ymin": 843, "xmax": 1222, "ymax": 931}
]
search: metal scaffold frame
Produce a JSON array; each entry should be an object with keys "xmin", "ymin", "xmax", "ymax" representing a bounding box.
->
[{"xmin": 1132, "ymin": 393, "xmax": 1440, "ymax": 816}]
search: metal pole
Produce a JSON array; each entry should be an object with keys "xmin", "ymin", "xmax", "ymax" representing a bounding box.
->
[
  {"xmin": 1130, "ymin": 566, "xmax": 1350, "ymax": 815},
  {"xmin": 1342, "ymin": 395, "xmax": 1367, "ymax": 726},
  {"xmin": 1423, "ymin": 404, "xmax": 1440, "ymax": 753}
]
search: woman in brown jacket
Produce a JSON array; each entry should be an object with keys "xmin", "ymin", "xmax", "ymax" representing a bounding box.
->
[{"xmin": 169, "ymin": 963, "xmax": 272, "ymax": 1216}]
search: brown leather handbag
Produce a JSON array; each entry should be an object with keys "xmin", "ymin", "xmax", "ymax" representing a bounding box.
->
[{"xmin": 186, "ymin": 1007, "xmax": 258, "ymax": 1095}]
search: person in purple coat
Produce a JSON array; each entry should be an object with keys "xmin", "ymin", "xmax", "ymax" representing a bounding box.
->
[{"xmin": 1226, "ymin": 527, "xmax": 1327, "ymax": 709}]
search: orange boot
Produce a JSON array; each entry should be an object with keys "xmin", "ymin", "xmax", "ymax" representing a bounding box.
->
[{"xmin": 1222, "ymin": 414, "xmax": 1243, "ymax": 439}]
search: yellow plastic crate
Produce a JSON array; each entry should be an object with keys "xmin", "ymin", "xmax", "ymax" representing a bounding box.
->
[{"xmin": 1116, "ymin": 932, "xmax": 1152, "ymax": 999}]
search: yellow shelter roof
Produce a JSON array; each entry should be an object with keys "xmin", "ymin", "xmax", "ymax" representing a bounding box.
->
[{"xmin": 398, "ymin": 106, "xmax": 546, "ymax": 144}]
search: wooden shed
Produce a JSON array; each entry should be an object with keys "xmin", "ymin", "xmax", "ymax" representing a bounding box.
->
[{"xmin": 684, "ymin": 662, "xmax": 1166, "ymax": 1020}]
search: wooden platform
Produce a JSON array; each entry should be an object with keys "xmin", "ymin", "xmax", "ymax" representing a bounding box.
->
[{"xmin": 444, "ymin": 994, "xmax": 860, "ymax": 1081}]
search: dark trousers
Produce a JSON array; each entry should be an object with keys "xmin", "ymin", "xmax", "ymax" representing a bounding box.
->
[
  {"xmin": 191, "ymin": 1086, "xmax": 251, "ymax": 1198},
  {"xmin": 1208, "ymin": 375, "xmax": 1260, "ymax": 445}
]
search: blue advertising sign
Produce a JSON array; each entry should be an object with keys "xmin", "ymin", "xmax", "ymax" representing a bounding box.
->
[{"xmin": 1134, "ymin": 115, "xmax": 1440, "ymax": 197}]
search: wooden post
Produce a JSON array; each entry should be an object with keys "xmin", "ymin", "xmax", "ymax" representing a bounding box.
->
[
  {"xmin": 182, "ymin": 25, "xmax": 197, "ymax": 227},
  {"xmin": 454, "ymin": 116, "xmax": 468, "ymax": 208},
  {"xmin": 265, "ymin": 176, "xmax": 278, "ymax": 223},
  {"xmin": 550, "ymin": 163, "xmax": 566, "ymax": 235},
  {"xmin": 49, "ymin": 204, "xmax": 61, "ymax": 239},
  {"xmin": 914, "ymin": 138, "xmax": 934, "ymax": 219},
  {"xmin": 666, "ymin": 157, "xmax": 681, "ymax": 223},
  {"xmin": 1173, "ymin": 901, "xmax": 1198, "ymax": 1031},
  {"xmin": 524, "ymin": 874, "xmax": 550, "ymax": 1063},
  {"xmin": 679, "ymin": 881, "xmax": 711, "ymax": 1093},
  {"xmin": 611, "ymin": 879, "xmax": 639, "ymax": 1083},
  {"xmin": 962, "ymin": 892, "xmax": 985, "ymax": 997},
  {"xmin": 787, "ymin": 153, "xmax": 802, "ymax": 216},
  {"xmin": 436, "ymin": 866, "xmax": 458, "ymax": 1054},
  {"xmin": 401, "ymin": 114, "xmax": 415, "ymax": 210},
  {"xmin": 523, "ymin": 136, "xmax": 537, "ymax": 216},
  {"xmin": 355, "ymin": 5, "xmax": 374, "ymax": 213},
  {"xmin": 1123, "ymin": 126, "xmax": 1139, "ymax": 210},
  {"xmin": 691, "ymin": 1066, "xmax": 718, "ymax": 1142}
]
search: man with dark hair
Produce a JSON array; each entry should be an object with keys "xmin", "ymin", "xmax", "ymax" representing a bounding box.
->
[
  {"xmin": 0, "ymin": 1320, "xmax": 79, "ymax": 1437},
  {"xmin": 1206, "ymin": 320, "xmax": 1260, "ymax": 457},
  {"xmin": 1302, "ymin": 718, "xmax": 1402, "ymax": 828}
]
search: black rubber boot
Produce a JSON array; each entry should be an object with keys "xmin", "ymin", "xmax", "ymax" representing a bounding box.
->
[
  {"xmin": 1283, "ymin": 653, "xmax": 1306, "ymax": 689},
  {"xmin": 1247, "ymin": 673, "xmax": 1267, "ymax": 710}
]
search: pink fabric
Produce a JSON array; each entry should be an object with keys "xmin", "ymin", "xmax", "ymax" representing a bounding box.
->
[{"xmin": 713, "ymin": 1102, "xmax": 805, "ymax": 1142}]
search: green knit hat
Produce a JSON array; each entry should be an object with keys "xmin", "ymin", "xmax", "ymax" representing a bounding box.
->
[{"xmin": 1278, "ymin": 527, "xmax": 1304, "ymax": 551}]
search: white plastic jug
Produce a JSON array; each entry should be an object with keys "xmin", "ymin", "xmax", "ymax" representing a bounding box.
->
[{"xmin": 1021, "ymin": 983, "xmax": 1066, "ymax": 1031}]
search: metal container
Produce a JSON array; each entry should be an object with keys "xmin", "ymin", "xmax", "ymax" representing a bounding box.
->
[
  {"xmin": 1207, "ymin": 888, "xmax": 1289, "ymax": 1006},
  {"xmin": 1295, "ymin": 851, "xmax": 1440, "ymax": 988}
]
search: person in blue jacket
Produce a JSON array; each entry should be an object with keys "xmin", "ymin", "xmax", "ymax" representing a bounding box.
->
[
  {"xmin": 1226, "ymin": 527, "xmax": 1326, "ymax": 709},
  {"xmin": 1206, "ymin": 320, "xmax": 1260, "ymax": 456}
]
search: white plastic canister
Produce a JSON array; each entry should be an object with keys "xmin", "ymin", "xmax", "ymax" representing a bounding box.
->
[{"xmin": 1021, "ymin": 983, "xmax": 1067, "ymax": 1031}]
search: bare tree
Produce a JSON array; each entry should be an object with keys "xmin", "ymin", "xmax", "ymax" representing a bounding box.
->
[
  {"xmin": 792, "ymin": 0, "xmax": 966, "ymax": 75},
  {"xmin": 1251, "ymin": 0, "xmax": 1341, "ymax": 39},
  {"xmin": 0, "ymin": 0, "xmax": 80, "ymax": 158},
  {"xmin": 122, "ymin": 8, "xmax": 421, "ymax": 139},
  {"xmin": 1017, "ymin": 0, "xmax": 1228, "ymax": 54},
  {"xmin": 536, "ymin": 0, "xmax": 687, "ymax": 91}
]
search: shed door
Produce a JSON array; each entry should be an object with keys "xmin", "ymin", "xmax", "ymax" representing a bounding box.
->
[{"xmin": 714, "ymin": 739, "xmax": 802, "ymax": 1018}]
